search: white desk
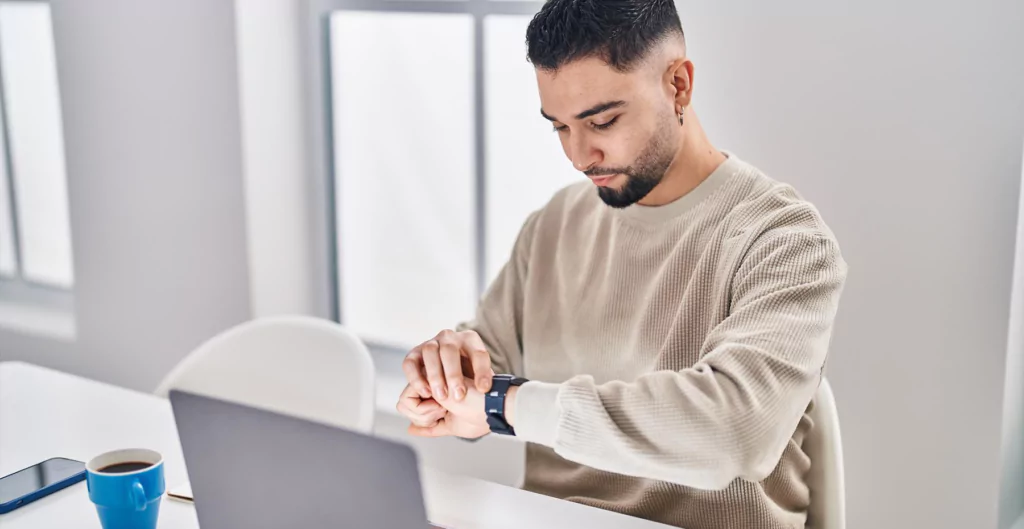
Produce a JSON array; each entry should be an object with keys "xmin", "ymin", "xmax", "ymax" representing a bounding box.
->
[{"xmin": 0, "ymin": 361, "xmax": 672, "ymax": 529}]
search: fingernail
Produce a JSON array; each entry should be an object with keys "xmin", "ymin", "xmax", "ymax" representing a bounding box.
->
[
  {"xmin": 434, "ymin": 385, "xmax": 447, "ymax": 399},
  {"xmin": 454, "ymin": 386, "xmax": 466, "ymax": 401}
]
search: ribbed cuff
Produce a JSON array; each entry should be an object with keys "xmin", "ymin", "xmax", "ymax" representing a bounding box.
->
[{"xmin": 513, "ymin": 381, "xmax": 561, "ymax": 447}]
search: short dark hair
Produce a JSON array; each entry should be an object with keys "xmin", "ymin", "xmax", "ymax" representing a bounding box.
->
[{"xmin": 525, "ymin": 0, "xmax": 685, "ymax": 72}]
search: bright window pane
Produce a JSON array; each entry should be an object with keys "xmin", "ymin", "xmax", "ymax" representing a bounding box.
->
[
  {"xmin": 0, "ymin": 93, "xmax": 13, "ymax": 277},
  {"xmin": 0, "ymin": 3, "xmax": 73, "ymax": 287},
  {"xmin": 484, "ymin": 15, "xmax": 580, "ymax": 284},
  {"xmin": 331, "ymin": 12, "xmax": 476, "ymax": 347}
]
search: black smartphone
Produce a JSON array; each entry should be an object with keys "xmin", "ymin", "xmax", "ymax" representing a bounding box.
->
[{"xmin": 0, "ymin": 457, "xmax": 86, "ymax": 514}]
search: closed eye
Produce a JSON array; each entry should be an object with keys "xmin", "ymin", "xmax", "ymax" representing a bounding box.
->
[
  {"xmin": 592, "ymin": 117, "xmax": 619, "ymax": 130},
  {"xmin": 552, "ymin": 116, "xmax": 619, "ymax": 133}
]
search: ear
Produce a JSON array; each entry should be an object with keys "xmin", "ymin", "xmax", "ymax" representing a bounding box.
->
[{"xmin": 667, "ymin": 58, "xmax": 695, "ymax": 111}]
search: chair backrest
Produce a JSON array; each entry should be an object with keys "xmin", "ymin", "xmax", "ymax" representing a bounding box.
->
[
  {"xmin": 155, "ymin": 316, "xmax": 376, "ymax": 433},
  {"xmin": 804, "ymin": 377, "xmax": 846, "ymax": 529}
]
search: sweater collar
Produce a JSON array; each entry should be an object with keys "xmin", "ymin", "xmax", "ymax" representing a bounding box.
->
[{"xmin": 614, "ymin": 151, "xmax": 742, "ymax": 225}]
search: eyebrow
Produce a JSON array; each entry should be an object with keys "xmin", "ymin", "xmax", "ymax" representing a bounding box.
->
[{"xmin": 540, "ymin": 100, "xmax": 627, "ymax": 123}]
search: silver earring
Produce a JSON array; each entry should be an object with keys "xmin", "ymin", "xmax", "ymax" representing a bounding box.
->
[{"xmin": 678, "ymin": 108, "xmax": 685, "ymax": 126}]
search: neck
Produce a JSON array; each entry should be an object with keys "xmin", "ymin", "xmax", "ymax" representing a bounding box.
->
[{"xmin": 637, "ymin": 108, "xmax": 726, "ymax": 207}]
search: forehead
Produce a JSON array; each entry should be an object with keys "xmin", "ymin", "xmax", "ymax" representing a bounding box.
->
[{"xmin": 535, "ymin": 56, "xmax": 647, "ymax": 120}]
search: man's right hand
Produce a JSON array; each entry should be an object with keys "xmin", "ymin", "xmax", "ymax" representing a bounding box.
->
[{"xmin": 401, "ymin": 329, "xmax": 494, "ymax": 402}]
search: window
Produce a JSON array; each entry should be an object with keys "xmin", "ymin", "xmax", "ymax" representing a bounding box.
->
[
  {"xmin": 0, "ymin": 2, "xmax": 74, "ymax": 292},
  {"xmin": 315, "ymin": 0, "xmax": 578, "ymax": 349},
  {"xmin": 330, "ymin": 11, "xmax": 476, "ymax": 348},
  {"xmin": 483, "ymin": 15, "xmax": 579, "ymax": 283},
  {"xmin": 0, "ymin": 2, "xmax": 75, "ymax": 339}
]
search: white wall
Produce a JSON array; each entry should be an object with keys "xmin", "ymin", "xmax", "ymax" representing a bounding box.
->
[
  {"xmin": 1000, "ymin": 145, "xmax": 1024, "ymax": 529},
  {"xmin": 0, "ymin": 0, "xmax": 252, "ymax": 392},
  {"xmin": 682, "ymin": 3, "xmax": 1024, "ymax": 529}
]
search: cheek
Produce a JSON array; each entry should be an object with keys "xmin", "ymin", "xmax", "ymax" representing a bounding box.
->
[{"xmin": 595, "ymin": 131, "xmax": 640, "ymax": 165}]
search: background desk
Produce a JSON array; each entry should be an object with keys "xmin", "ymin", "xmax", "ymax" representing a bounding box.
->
[{"xmin": 0, "ymin": 361, "xmax": 672, "ymax": 529}]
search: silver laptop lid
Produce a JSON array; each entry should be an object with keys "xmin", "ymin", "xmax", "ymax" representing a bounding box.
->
[{"xmin": 169, "ymin": 390, "xmax": 430, "ymax": 529}]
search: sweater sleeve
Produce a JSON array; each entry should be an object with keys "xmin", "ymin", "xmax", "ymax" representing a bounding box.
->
[
  {"xmin": 514, "ymin": 229, "xmax": 847, "ymax": 490},
  {"xmin": 455, "ymin": 210, "xmax": 541, "ymax": 377}
]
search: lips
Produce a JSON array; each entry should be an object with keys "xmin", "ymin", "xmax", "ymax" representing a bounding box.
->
[{"xmin": 589, "ymin": 174, "xmax": 618, "ymax": 187}]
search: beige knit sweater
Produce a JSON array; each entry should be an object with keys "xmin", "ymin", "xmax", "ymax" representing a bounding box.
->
[{"xmin": 457, "ymin": 153, "xmax": 847, "ymax": 529}]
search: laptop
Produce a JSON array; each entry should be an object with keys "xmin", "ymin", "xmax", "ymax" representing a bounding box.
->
[{"xmin": 169, "ymin": 389, "xmax": 448, "ymax": 529}]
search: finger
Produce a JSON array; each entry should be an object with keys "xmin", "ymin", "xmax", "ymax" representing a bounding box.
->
[
  {"xmin": 411, "ymin": 417, "xmax": 442, "ymax": 428},
  {"xmin": 396, "ymin": 386, "xmax": 422, "ymax": 418},
  {"xmin": 462, "ymin": 332, "xmax": 495, "ymax": 393},
  {"xmin": 408, "ymin": 418, "xmax": 452, "ymax": 438},
  {"xmin": 396, "ymin": 394, "xmax": 446, "ymax": 427},
  {"xmin": 421, "ymin": 340, "xmax": 448, "ymax": 400},
  {"xmin": 408, "ymin": 407, "xmax": 446, "ymax": 428},
  {"xmin": 400, "ymin": 408, "xmax": 442, "ymax": 428},
  {"xmin": 418, "ymin": 408, "xmax": 448, "ymax": 426},
  {"xmin": 413, "ymin": 397, "xmax": 444, "ymax": 414},
  {"xmin": 395, "ymin": 400, "xmax": 420, "ymax": 423},
  {"xmin": 396, "ymin": 400, "xmax": 422, "ymax": 424},
  {"xmin": 398, "ymin": 384, "xmax": 428, "ymax": 411},
  {"xmin": 401, "ymin": 349, "xmax": 431, "ymax": 398},
  {"xmin": 437, "ymin": 331, "xmax": 466, "ymax": 401}
]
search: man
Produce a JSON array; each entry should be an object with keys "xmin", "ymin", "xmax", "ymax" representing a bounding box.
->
[{"xmin": 395, "ymin": 1, "xmax": 847, "ymax": 527}]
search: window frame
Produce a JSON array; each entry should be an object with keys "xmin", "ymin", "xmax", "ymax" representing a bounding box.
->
[
  {"xmin": 304, "ymin": 0, "xmax": 544, "ymax": 347},
  {"xmin": 0, "ymin": 0, "xmax": 74, "ymax": 314}
]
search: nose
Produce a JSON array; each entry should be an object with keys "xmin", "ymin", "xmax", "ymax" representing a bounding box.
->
[{"xmin": 569, "ymin": 135, "xmax": 602, "ymax": 172}]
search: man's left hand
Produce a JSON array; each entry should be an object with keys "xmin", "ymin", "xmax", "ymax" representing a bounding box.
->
[{"xmin": 407, "ymin": 377, "xmax": 492, "ymax": 439}]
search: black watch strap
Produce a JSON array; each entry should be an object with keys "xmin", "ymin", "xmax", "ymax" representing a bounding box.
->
[{"xmin": 485, "ymin": 374, "xmax": 528, "ymax": 436}]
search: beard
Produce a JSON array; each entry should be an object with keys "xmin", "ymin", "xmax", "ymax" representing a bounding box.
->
[{"xmin": 589, "ymin": 118, "xmax": 678, "ymax": 209}]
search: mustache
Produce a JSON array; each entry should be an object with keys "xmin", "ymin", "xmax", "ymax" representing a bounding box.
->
[{"xmin": 584, "ymin": 167, "xmax": 630, "ymax": 177}]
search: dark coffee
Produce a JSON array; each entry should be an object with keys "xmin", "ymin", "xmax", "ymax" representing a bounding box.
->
[{"xmin": 98, "ymin": 461, "xmax": 152, "ymax": 474}]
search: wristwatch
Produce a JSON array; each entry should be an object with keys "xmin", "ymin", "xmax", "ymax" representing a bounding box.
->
[{"xmin": 485, "ymin": 374, "xmax": 528, "ymax": 436}]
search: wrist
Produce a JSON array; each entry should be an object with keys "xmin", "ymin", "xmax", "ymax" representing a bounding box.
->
[
  {"xmin": 505, "ymin": 386, "xmax": 519, "ymax": 427},
  {"xmin": 484, "ymin": 374, "xmax": 527, "ymax": 436}
]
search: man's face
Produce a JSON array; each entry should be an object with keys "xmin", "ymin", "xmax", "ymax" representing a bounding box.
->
[{"xmin": 537, "ymin": 56, "xmax": 681, "ymax": 208}]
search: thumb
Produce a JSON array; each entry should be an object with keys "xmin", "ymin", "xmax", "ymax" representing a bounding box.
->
[{"xmin": 408, "ymin": 418, "xmax": 453, "ymax": 438}]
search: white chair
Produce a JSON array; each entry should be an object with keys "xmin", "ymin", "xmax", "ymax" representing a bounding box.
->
[
  {"xmin": 155, "ymin": 315, "xmax": 376, "ymax": 433},
  {"xmin": 804, "ymin": 377, "xmax": 846, "ymax": 529}
]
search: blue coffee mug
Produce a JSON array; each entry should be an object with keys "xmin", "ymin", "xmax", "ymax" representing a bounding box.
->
[{"xmin": 86, "ymin": 448, "xmax": 165, "ymax": 529}]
